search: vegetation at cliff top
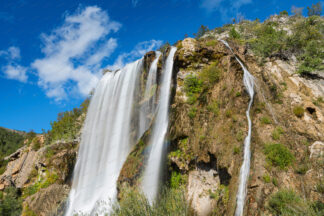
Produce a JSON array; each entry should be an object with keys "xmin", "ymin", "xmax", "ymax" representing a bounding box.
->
[
  {"xmin": 0, "ymin": 128, "xmax": 25, "ymax": 175},
  {"xmin": 200, "ymin": 2, "xmax": 323, "ymax": 76},
  {"xmin": 44, "ymin": 98, "xmax": 90, "ymax": 144}
]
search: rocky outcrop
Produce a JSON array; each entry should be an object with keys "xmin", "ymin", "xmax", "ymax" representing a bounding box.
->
[
  {"xmin": 0, "ymin": 146, "xmax": 37, "ymax": 189},
  {"xmin": 24, "ymin": 184, "xmax": 69, "ymax": 216}
]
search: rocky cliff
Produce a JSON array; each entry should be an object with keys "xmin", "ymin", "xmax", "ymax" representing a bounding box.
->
[{"xmin": 0, "ymin": 14, "xmax": 323, "ymax": 216}]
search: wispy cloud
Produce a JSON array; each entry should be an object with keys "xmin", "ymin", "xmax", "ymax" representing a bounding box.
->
[
  {"xmin": 108, "ymin": 39, "xmax": 162, "ymax": 71},
  {"xmin": 0, "ymin": 46, "xmax": 28, "ymax": 82},
  {"xmin": 32, "ymin": 6, "xmax": 121, "ymax": 101},
  {"xmin": 132, "ymin": 0, "xmax": 139, "ymax": 7},
  {"xmin": 200, "ymin": 0, "xmax": 252, "ymax": 21},
  {"xmin": 3, "ymin": 64, "xmax": 27, "ymax": 82}
]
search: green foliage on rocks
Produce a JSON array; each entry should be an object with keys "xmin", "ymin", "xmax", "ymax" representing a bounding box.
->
[
  {"xmin": 260, "ymin": 116, "xmax": 271, "ymax": 124},
  {"xmin": 293, "ymin": 106, "xmax": 305, "ymax": 118},
  {"xmin": 200, "ymin": 62, "xmax": 221, "ymax": 88},
  {"xmin": 267, "ymin": 189, "xmax": 318, "ymax": 216},
  {"xmin": 45, "ymin": 98, "xmax": 89, "ymax": 144},
  {"xmin": 207, "ymin": 100, "xmax": 220, "ymax": 116},
  {"xmin": 170, "ymin": 171, "xmax": 187, "ymax": 189},
  {"xmin": 229, "ymin": 27, "xmax": 241, "ymax": 39},
  {"xmin": 272, "ymin": 126, "xmax": 284, "ymax": 140},
  {"xmin": 248, "ymin": 23, "xmax": 287, "ymax": 58},
  {"xmin": 264, "ymin": 143, "xmax": 294, "ymax": 170},
  {"xmin": 0, "ymin": 128, "xmax": 25, "ymax": 159},
  {"xmin": 22, "ymin": 170, "xmax": 58, "ymax": 198},
  {"xmin": 188, "ymin": 107, "xmax": 197, "ymax": 119},
  {"xmin": 0, "ymin": 187, "xmax": 22, "ymax": 216},
  {"xmin": 112, "ymin": 186, "xmax": 189, "ymax": 216},
  {"xmin": 0, "ymin": 128, "xmax": 25, "ymax": 175}
]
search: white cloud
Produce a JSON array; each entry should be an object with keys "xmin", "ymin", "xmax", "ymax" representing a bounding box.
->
[
  {"xmin": 108, "ymin": 39, "xmax": 162, "ymax": 71},
  {"xmin": 32, "ymin": 6, "xmax": 121, "ymax": 101},
  {"xmin": 0, "ymin": 46, "xmax": 28, "ymax": 82},
  {"xmin": 2, "ymin": 64, "xmax": 27, "ymax": 82},
  {"xmin": 0, "ymin": 46, "xmax": 21, "ymax": 60}
]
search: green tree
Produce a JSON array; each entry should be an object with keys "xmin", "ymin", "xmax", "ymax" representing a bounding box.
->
[
  {"xmin": 0, "ymin": 187, "xmax": 22, "ymax": 216},
  {"xmin": 193, "ymin": 25, "xmax": 209, "ymax": 39},
  {"xmin": 307, "ymin": 2, "xmax": 322, "ymax": 16}
]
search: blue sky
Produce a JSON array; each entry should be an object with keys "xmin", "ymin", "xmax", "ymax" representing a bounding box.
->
[{"xmin": 0, "ymin": 0, "xmax": 320, "ymax": 132}]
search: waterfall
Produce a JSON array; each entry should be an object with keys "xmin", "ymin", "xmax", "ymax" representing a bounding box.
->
[
  {"xmin": 65, "ymin": 53, "xmax": 162, "ymax": 215},
  {"xmin": 141, "ymin": 47, "xmax": 177, "ymax": 203},
  {"xmin": 138, "ymin": 51, "xmax": 162, "ymax": 138},
  {"xmin": 220, "ymin": 40, "xmax": 255, "ymax": 216}
]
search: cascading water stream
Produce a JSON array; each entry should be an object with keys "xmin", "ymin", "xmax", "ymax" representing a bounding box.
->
[
  {"xmin": 138, "ymin": 51, "xmax": 162, "ymax": 138},
  {"xmin": 220, "ymin": 40, "xmax": 255, "ymax": 216},
  {"xmin": 141, "ymin": 47, "xmax": 177, "ymax": 203},
  {"xmin": 65, "ymin": 52, "xmax": 161, "ymax": 215}
]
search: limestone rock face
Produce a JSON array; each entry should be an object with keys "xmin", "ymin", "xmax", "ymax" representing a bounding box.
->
[
  {"xmin": 187, "ymin": 169, "xmax": 219, "ymax": 216},
  {"xmin": 0, "ymin": 146, "xmax": 38, "ymax": 188},
  {"xmin": 24, "ymin": 184, "xmax": 69, "ymax": 216},
  {"xmin": 181, "ymin": 38, "xmax": 198, "ymax": 57},
  {"xmin": 309, "ymin": 141, "xmax": 324, "ymax": 158}
]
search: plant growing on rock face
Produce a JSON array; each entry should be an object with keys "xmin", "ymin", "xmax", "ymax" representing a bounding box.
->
[
  {"xmin": 188, "ymin": 107, "xmax": 197, "ymax": 119},
  {"xmin": 229, "ymin": 27, "xmax": 241, "ymax": 39},
  {"xmin": 267, "ymin": 189, "xmax": 314, "ymax": 216},
  {"xmin": 207, "ymin": 100, "xmax": 219, "ymax": 116},
  {"xmin": 111, "ymin": 186, "xmax": 189, "ymax": 216},
  {"xmin": 272, "ymin": 126, "xmax": 284, "ymax": 140},
  {"xmin": 293, "ymin": 106, "xmax": 305, "ymax": 118},
  {"xmin": 260, "ymin": 116, "xmax": 271, "ymax": 124},
  {"xmin": 199, "ymin": 62, "xmax": 221, "ymax": 88},
  {"xmin": 264, "ymin": 143, "xmax": 294, "ymax": 170},
  {"xmin": 184, "ymin": 74, "xmax": 203, "ymax": 104}
]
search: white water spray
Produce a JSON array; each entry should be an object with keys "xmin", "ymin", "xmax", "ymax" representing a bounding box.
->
[
  {"xmin": 65, "ymin": 59, "xmax": 146, "ymax": 215},
  {"xmin": 141, "ymin": 47, "xmax": 177, "ymax": 203},
  {"xmin": 220, "ymin": 40, "xmax": 255, "ymax": 216},
  {"xmin": 66, "ymin": 51, "xmax": 164, "ymax": 215}
]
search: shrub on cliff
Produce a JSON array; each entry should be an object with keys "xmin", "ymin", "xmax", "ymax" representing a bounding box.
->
[
  {"xmin": 200, "ymin": 62, "xmax": 221, "ymax": 88},
  {"xmin": 111, "ymin": 186, "xmax": 189, "ymax": 216},
  {"xmin": 307, "ymin": 2, "xmax": 322, "ymax": 16},
  {"xmin": 264, "ymin": 143, "xmax": 294, "ymax": 170},
  {"xmin": 267, "ymin": 189, "xmax": 314, "ymax": 216}
]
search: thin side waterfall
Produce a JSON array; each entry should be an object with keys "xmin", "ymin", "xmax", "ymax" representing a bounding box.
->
[
  {"xmin": 65, "ymin": 59, "xmax": 147, "ymax": 215},
  {"xmin": 138, "ymin": 51, "xmax": 162, "ymax": 138},
  {"xmin": 220, "ymin": 40, "xmax": 255, "ymax": 216},
  {"xmin": 141, "ymin": 47, "xmax": 177, "ymax": 203}
]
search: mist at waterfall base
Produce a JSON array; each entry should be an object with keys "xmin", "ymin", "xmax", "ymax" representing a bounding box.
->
[
  {"xmin": 220, "ymin": 40, "xmax": 255, "ymax": 216},
  {"xmin": 65, "ymin": 48, "xmax": 176, "ymax": 215}
]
